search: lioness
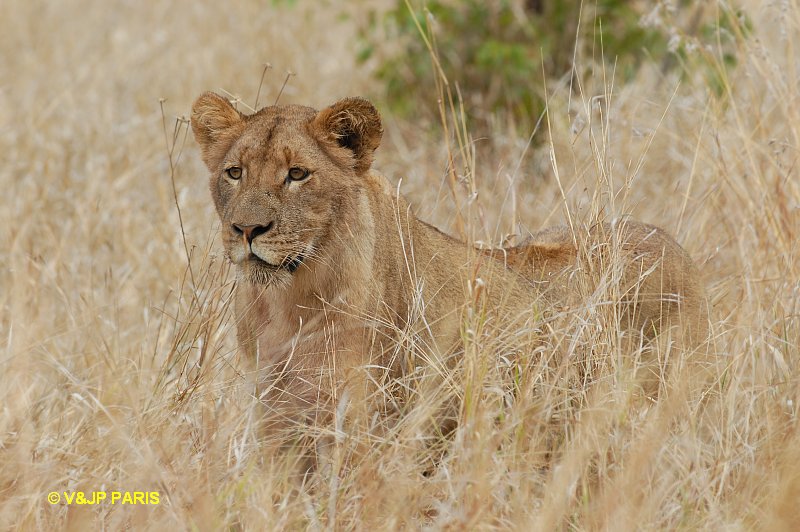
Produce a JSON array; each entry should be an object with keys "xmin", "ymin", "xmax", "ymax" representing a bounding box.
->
[{"xmin": 190, "ymin": 92, "xmax": 708, "ymax": 425}]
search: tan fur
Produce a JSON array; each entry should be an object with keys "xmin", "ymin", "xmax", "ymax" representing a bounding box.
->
[{"xmin": 190, "ymin": 93, "xmax": 709, "ymax": 423}]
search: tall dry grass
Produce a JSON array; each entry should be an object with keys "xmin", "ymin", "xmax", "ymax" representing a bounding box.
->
[{"xmin": 0, "ymin": 0, "xmax": 798, "ymax": 529}]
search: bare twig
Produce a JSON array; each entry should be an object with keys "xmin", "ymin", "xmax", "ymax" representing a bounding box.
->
[{"xmin": 254, "ymin": 62, "xmax": 273, "ymax": 110}]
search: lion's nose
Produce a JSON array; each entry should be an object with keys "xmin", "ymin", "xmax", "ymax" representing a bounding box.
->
[{"xmin": 232, "ymin": 222, "xmax": 274, "ymax": 245}]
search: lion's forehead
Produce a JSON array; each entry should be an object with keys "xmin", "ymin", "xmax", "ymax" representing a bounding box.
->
[
  {"xmin": 230, "ymin": 109, "xmax": 323, "ymax": 166},
  {"xmin": 242, "ymin": 104, "xmax": 317, "ymax": 142}
]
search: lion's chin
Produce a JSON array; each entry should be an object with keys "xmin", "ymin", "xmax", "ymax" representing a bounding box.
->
[{"xmin": 237, "ymin": 256, "xmax": 293, "ymax": 288}]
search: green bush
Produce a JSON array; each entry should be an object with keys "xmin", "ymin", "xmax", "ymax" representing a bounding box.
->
[{"xmin": 359, "ymin": 1, "xmax": 749, "ymax": 131}]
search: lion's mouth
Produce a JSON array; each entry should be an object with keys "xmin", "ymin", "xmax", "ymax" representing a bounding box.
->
[{"xmin": 283, "ymin": 254, "xmax": 304, "ymax": 273}]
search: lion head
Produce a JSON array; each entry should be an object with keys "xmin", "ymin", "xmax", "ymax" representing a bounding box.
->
[{"xmin": 190, "ymin": 93, "xmax": 383, "ymax": 287}]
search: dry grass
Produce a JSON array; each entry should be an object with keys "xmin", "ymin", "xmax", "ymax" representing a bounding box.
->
[{"xmin": 1, "ymin": 0, "xmax": 798, "ymax": 529}]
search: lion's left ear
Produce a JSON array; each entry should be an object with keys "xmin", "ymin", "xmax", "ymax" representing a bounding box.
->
[{"xmin": 312, "ymin": 97, "xmax": 382, "ymax": 174}]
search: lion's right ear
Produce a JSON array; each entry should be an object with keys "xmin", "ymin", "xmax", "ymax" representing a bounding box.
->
[{"xmin": 190, "ymin": 92, "xmax": 245, "ymax": 170}]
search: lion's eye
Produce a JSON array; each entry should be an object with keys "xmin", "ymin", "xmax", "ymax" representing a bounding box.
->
[
  {"xmin": 287, "ymin": 167, "xmax": 310, "ymax": 182},
  {"xmin": 226, "ymin": 166, "xmax": 242, "ymax": 180}
]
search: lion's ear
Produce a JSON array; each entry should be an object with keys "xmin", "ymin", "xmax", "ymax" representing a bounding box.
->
[
  {"xmin": 312, "ymin": 97, "xmax": 383, "ymax": 174},
  {"xmin": 191, "ymin": 92, "xmax": 245, "ymax": 170}
]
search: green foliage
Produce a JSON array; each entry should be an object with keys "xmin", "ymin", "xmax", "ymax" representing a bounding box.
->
[
  {"xmin": 359, "ymin": 1, "xmax": 750, "ymax": 130},
  {"xmin": 686, "ymin": 7, "xmax": 753, "ymax": 97}
]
